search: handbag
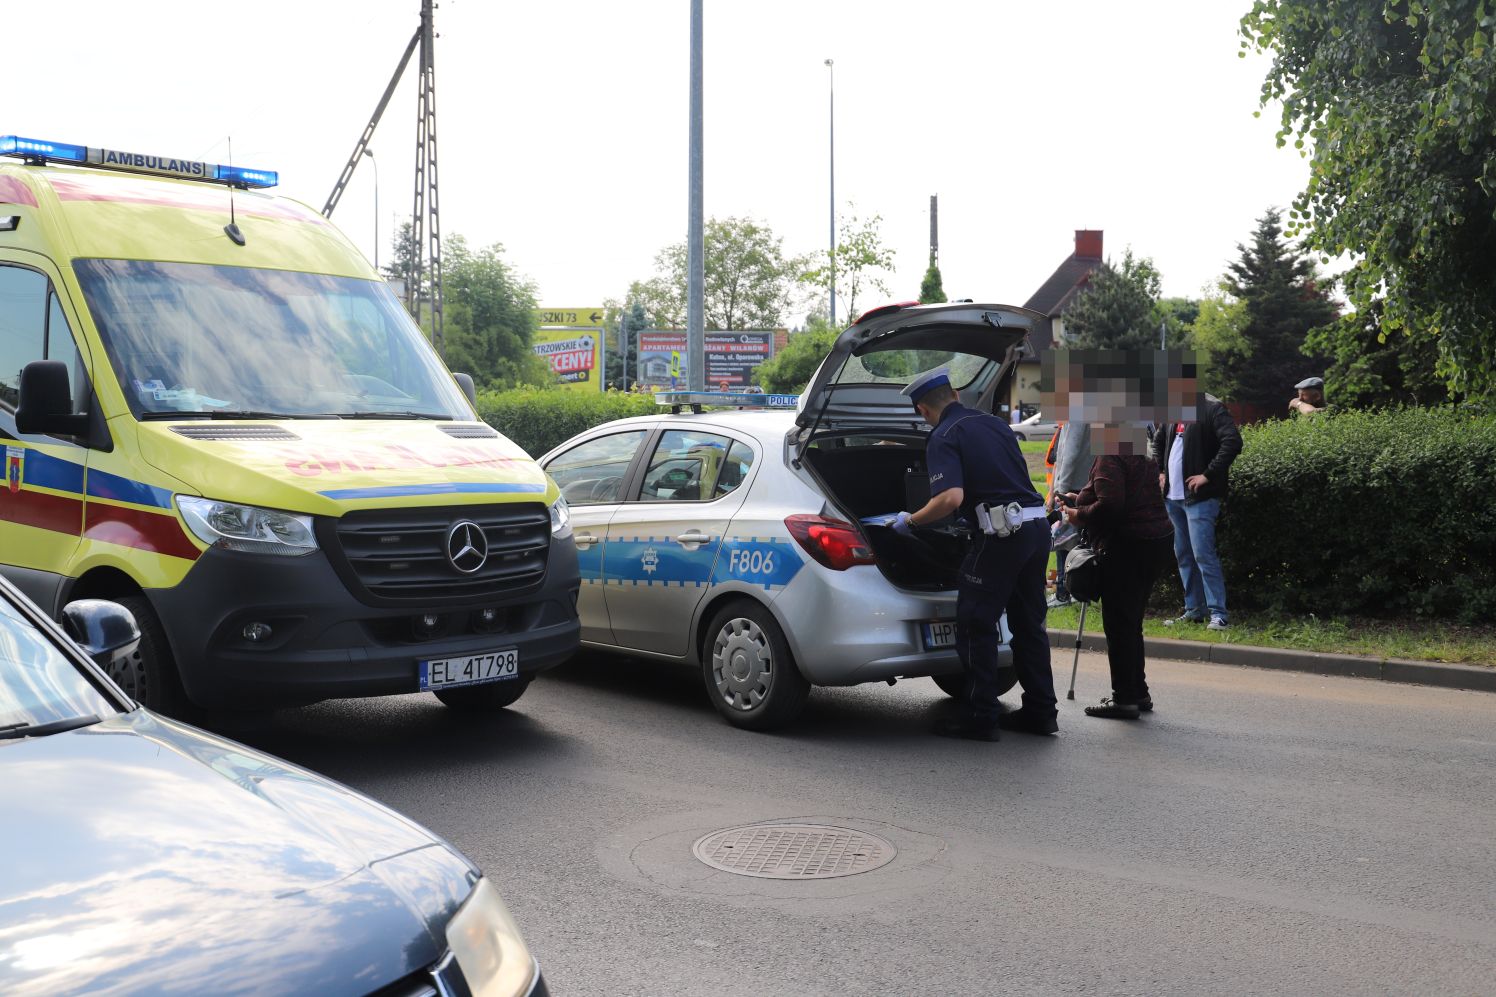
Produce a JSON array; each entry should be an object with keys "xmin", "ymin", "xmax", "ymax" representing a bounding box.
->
[{"xmin": 1062, "ymin": 532, "xmax": 1105, "ymax": 603}]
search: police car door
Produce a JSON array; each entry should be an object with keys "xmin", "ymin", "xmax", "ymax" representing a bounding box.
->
[
  {"xmin": 603, "ymin": 427, "xmax": 750, "ymax": 656},
  {"xmin": 0, "ymin": 261, "xmax": 92, "ymax": 613},
  {"xmin": 541, "ymin": 428, "xmax": 653, "ymax": 644}
]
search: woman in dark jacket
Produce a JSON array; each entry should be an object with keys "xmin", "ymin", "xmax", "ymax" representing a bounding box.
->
[{"xmin": 1061, "ymin": 452, "xmax": 1174, "ymax": 719}]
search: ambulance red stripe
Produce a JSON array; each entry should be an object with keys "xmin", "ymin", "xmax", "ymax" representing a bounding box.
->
[
  {"xmin": 0, "ymin": 489, "xmax": 83, "ymax": 535},
  {"xmin": 83, "ymin": 504, "xmax": 201, "ymax": 561}
]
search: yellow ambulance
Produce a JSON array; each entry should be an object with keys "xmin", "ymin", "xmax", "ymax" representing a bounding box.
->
[{"xmin": 0, "ymin": 135, "xmax": 578, "ymax": 717}]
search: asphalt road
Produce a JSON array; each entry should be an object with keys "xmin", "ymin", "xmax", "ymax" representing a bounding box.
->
[{"xmin": 239, "ymin": 651, "xmax": 1496, "ymax": 996}]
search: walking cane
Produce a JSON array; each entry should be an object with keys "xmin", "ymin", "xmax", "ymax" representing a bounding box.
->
[{"xmin": 1066, "ymin": 601, "xmax": 1089, "ymax": 700}]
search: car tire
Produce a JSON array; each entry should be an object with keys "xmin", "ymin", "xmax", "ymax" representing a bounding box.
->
[
  {"xmin": 932, "ymin": 666, "xmax": 1019, "ymax": 700},
  {"xmin": 434, "ymin": 678, "xmax": 532, "ymax": 712},
  {"xmin": 702, "ymin": 600, "xmax": 810, "ymax": 731},
  {"xmin": 113, "ymin": 595, "xmax": 194, "ymax": 717}
]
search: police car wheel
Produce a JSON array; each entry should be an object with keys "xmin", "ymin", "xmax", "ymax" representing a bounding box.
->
[
  {"xmin": 932, "ymin": 667, "xmax": 1018, "ymax": 700},
  {"xmin": 434, "ymin": 678, "xmax": 532, "ymax": 712},
  {"xmin": 702, "ymin": 601, "xmax": 810, "ymax": 731},
  {"xmin": 114, "ymin": 596, "xmax": 193, "ymax": 716}
]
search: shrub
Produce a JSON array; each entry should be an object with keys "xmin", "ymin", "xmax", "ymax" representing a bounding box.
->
[
  {"xmin": 1220, "ymin": 408, "xmax": 1496, "ymax": 623},
  {"xmin": 476, "ymin": 388, "xmax": 658, "ymax": 457}
]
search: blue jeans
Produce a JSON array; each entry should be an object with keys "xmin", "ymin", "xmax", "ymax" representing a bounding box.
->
[{"xmin": 1164, "ymin": 497, "xmax": 1227, "ymax": 623}]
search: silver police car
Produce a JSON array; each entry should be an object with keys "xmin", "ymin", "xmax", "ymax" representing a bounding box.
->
[{"xmin": 541, "ymin": 302, "xmax": 1037, "ymax": 729}]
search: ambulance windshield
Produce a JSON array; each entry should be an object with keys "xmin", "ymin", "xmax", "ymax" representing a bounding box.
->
[{"xmin": 72, "ymin": 260, "xmax": 470, "ymax": 420}]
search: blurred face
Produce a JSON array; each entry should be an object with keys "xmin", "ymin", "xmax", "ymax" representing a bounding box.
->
[{"xmin": 1299, "ymin": 387, "xmax": 1324, "ymax": 405}]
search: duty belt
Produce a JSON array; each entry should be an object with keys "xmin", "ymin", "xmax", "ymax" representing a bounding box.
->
[{"xmin": 974, "ymin": 502, "xmax": 1047, "ymax": 537}]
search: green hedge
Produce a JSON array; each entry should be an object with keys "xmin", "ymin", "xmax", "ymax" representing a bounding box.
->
[
  {"xmin": 1220, "ymin": 408, "xmax": 1496, "ymax": 623},
  {"xmin": 475, "ymin": 388, "xmax": 658, "ymax": 457}
]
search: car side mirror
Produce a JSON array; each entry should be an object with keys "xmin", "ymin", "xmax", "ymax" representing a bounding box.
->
[
  {"xmin": 61, "ymin": 599, "xmax": 141, "ymax": 669},
  {"xmin": 16, "ymin": 360, "xmax": 89, "ymax": 437},
  {"xmin": 453, "ymin": 372, "xmax": 478, "ymax": 409}
]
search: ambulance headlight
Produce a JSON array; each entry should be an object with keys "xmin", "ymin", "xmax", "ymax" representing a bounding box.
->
[
  {"xmin": 177, "ymin": 497, "xmax": 318, "ymax": 556},
  {"xmin": 548, "ymin": 496, "xmax": 571, "ymax": 537},
  {"xmin": 444, "ymin": 878, "xmax": 538, "ymax": 997}
]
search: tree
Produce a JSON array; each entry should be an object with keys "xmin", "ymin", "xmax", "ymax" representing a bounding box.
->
[
  {"xmin": 629, "ymin": 217, "xmax": 804, "ymax": 331},
  {"xmin": 1153, "ymin": 296, "xmax": 1201, "ymax": 349},
  {"xmin": 754, "ymin": 317, "xmax": 837, "ymax": 394},
  {"xmin": 385, "ymin": 220, "xmax": 424, "ymax": 301},
  {"xmin": 800, "ymin": 211, "xmax": 896, "ymax": 321},
  {"xmin": 919, "ymin": 256, "xmax": 946, "ymax": 304},
  {"xmin": 1059, "ymin": 249, "xmax": 1163, "ymax": 349},
  {"xmin": 1214, "ymin": 209, "xmax": 1339, "ymax": 408},
  {"xmin": 441, "ymin": 235, "xmax": 550, "ymax": 389},
  {"xmin": 1190, "ymin": 284, "xmax": 1252, "ymax": 399},
  {"xmin": 604, "ymin": 299, "xmax": 649, "ymax": 390},
  {"xmin": 1241, "ymin": 0, "xmax": 1496, "ymax": 397},
  {"xmin": 1302, "ymin": 303, "xmax": 1453, "ymax": 409}
]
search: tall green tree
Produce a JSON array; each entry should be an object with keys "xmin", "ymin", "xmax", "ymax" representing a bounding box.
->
[
  {"xmin": 919, "ymin": 256, "xmax": 946, "ymax": 304},
  {"xmin": 1241, "ymin": 0, "xmax": 1496, "ymax": 397},
  {"xmin": 1303, "ymin": 303, "xmax": 1452, "ymax": 408},
  {"xmin": 629, "ymin": 217, "xmax": 805, "ymax": 331},
  {"xmin": 603, "ymin": 299, "xmax": 649, "ymax": 390},
  {"xmin": 385, "ymin": 220, "xmax": 424, "ymax": 305},
  {"xmin": 1153, "ymin": 296, "xmax": 1201, "ymax": 349},
  {"xmin": 753, "ymin": 317, "xmax": 837, "ymax": 394},
  {"xmin": 1215, "ymin": 209, "xmax": 1338, "ymax": 408},
  {"xmin": 441, "ymin": 236, "xmax": 550, "ymax": 389},
  {"xmin": 1060, "ymin": 249, "xmax": 1163, "ymax": 349},
  {"xmin": 800, "ymin": 211, "xmax": 896, "ymax": 321},
  {"xmin": 1190, "ymin": 284, "xmax": 1252, "ymax": 399}
]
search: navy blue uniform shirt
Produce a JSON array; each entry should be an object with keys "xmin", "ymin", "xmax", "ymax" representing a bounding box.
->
[{"xmin": 926, "ymin": 402, "xmax": 1043, "ymax": 522}]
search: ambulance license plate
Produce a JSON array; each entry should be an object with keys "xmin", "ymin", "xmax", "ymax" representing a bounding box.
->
[
  {"xmin": 419, "ymin": 649, "xmax": 519, "ymax": 691},
  {"xmin": 922, "ymin": 621, "xmax": 958, "ymax": 651}
]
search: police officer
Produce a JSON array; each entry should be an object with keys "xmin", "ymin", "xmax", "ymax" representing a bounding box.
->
[{"xmin": 893, "ymin": 368, "xmax": 1059, "ymax": 741}]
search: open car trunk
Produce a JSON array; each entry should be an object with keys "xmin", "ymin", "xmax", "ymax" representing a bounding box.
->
[{"xmin": 801, "ymin": 435, "xmax": 967, "ymax": 592}]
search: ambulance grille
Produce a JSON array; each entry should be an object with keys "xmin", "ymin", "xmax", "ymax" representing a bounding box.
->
[
  {"xmin": 324, "ymin": 503, "xmax": 551, "ymax": 605},
  {"xmin": 437, "ymin": 424, "xmax": 500, "ymax": 439}
]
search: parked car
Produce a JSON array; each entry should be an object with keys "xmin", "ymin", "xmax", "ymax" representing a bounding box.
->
[
  {"xmin": 539, "ymin": 301, "xmax": 1033, "ymax": 730},
  {"xmin": 1013, "ymin": 411, "xmax": 1060, "ymax": 442},
  {"xmin": 0, "ymin": 576, "xmax": 547, "ymax": 996}
]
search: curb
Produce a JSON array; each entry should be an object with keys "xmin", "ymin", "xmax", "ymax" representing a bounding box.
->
[{"xmin": 1046, "ymin": 628, "xmax": 1496, "ymax": 694}]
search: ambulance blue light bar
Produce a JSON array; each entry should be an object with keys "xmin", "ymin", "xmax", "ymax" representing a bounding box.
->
[
  {"xmin": 655, "ymin": 390, "xmax": 800, "ymax": 411},
  {"xmin": 0, "ymin": 135, "xmax": 278, "ymax": 189}
]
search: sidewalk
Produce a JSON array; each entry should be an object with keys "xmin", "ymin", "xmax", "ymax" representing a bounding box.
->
[{"xmin": 1046, "ymin": 627, "xmax": 1496, "ymax": 694}]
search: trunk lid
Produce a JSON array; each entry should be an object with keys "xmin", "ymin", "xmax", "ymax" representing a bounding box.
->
[{"xmin": 794, "ymin": 302, "xmax": 1037, "ymax": 449}]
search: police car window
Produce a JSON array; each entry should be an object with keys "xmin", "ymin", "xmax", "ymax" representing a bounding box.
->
[
  {"xmin": 71, "ymin": 260, "xmax": 469, "ymax": 419},
  {"xmin": 640, "ymin": 430, "xmax": 732, "ymax": 503},
  {"xmin": 546, "ymin": 430, "xmax": 648, "ymax": 506},
  {"xmin": 0, "ymin": 266, "xmax": 47, "ymax": 411},
  {"xmin": 713, "ymin": 440, "xmax": 754, "ymax": 499}
]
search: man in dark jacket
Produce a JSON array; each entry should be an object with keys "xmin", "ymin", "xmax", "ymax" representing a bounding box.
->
[{"xmin": 1156, "ymin": 396, "xmax": 1242, "ymax": 630}]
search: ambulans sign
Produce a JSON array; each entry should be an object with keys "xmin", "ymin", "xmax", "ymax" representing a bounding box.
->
[{"xmin": 531, "ymin": 307, "xmax": 604, "ymax": 392}]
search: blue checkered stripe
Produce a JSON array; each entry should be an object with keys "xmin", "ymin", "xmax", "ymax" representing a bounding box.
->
[{"xmin": 576, "ymin": 536, "xmax": 803, "ymax": 591}]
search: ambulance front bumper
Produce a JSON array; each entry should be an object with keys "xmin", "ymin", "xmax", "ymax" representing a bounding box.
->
[{"xmin": 150, "ymin": 541, "xmax": 580, "ymax": 710}]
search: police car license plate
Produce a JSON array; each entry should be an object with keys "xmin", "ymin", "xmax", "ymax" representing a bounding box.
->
[
  {"xmin": 922, "ymin": 621, "xmax": 958, "ymax": 651},
  {"xmin": 419, "ymin": 649, "xmax": 519, "ymax": 691}
]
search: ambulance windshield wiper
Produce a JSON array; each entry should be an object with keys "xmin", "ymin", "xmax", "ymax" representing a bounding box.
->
[
  {"xmin": 140, "ymin": 410, "xmax": 339, "ymax": 420},
  {"xmin": 330, "ymin": 411, "xmax": 453, "ymax": 420}
]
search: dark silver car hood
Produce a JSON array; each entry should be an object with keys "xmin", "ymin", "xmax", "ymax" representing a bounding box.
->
[{"xmin": 0, "ymin": 710, "xmax": 476, "ymax": 996}]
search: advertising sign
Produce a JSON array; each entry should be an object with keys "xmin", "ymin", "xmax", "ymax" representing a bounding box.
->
[
  {"xmin": 705, "ymin": 331, "xmax": 774, "ymax": 389},
  {"xmin": 533, "ymin": 307, "xmax": 604, "ymax": 392},
  {"xmin": 639, "ymin": 330, "xmax": 689, "ymax": 388}
]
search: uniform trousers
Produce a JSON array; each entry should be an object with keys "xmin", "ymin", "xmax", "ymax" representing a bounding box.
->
[{"xmin": 955, "ymin": 518, "xmax": 1056, "ymax": 723}]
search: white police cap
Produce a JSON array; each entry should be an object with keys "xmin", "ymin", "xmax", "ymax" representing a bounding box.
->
[{"xmin": 901, "ymin": 367, "xmax": 952, "ymax": 405}]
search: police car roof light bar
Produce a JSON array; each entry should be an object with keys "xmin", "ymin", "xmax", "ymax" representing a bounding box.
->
[
  {"xmin": 0, "ymin": 136, "xmax": 279, "ymax": 189},
  {"xmin": 653, "ymin": 390, "xmax": 800, "ymax": 415}
]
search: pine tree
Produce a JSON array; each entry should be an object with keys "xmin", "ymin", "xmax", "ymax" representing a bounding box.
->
[
  {"xmin": 918, "ymin": 256, "xmax": 945, "ymax": 304},
  {"xmin": 1059, "ymin": 249, "xmax": 1161, "ymax": 349},
  {"xmin": 1216, "ymin": 209, "xmax": 1338, "ymax": 408}
]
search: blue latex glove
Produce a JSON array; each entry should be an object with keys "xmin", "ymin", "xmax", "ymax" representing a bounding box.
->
[{"xmin": 891, "ymin": 511, "xmax": 916, "ymax": 537}]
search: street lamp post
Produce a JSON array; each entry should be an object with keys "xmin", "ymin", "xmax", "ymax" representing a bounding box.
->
[
  {"xmin": 825, "ymin": 58, "xmax": 836, "ymax": 326},
  {"xmin": 363, "ymin": 148, "xmax": 379, "ymax": 273}
]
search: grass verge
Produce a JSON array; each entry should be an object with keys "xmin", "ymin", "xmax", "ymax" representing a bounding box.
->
[{"xmin": 1044, "ymin": 602, "xmax": 1496, "ymax": 666}]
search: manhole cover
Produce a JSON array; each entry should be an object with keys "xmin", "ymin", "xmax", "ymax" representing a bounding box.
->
[{"xmin": 692, "ymin": 823, "xmax": 897, "ymax": 880}]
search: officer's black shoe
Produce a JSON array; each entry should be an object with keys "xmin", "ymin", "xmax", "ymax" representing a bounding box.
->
[
  {"xmin": 1084, "ymin": 698, "xmax": 1141, "ymax": 720},
  {"xmin": 934, "ymin": 717, "xmax": 1002, "ymax": 742},
  {"xmin": 995, "ymin": 710, "xmax": 1059, "ymax": 735},
  {"xmin": 1137, "ymin": 695, "xmax": 1154, "ymax": 713}
]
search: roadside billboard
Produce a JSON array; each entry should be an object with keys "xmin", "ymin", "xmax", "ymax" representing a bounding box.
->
[
  {"xmin": 532, "ymin": 307, "xmax": 604, "ymax": 391},
  {"xmin": 639, "ymin": 330, "xmax": 688, "ymax": 388},
  {"xmin": 637, "ymin": 329, "xmax": 778, "ymax": 389}
]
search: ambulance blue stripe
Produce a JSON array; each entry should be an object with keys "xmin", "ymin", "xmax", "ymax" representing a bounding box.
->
[
  {"xmin": 18, "ymin": 449, "xmax": 85, "ymax": 494},
  {"xmin": 86, "ymin": 467, "xmax": 174, "ymax": 509},
  {"xmin": 317, "ymin": 482, "xmax": 548, "ymax": 500}
]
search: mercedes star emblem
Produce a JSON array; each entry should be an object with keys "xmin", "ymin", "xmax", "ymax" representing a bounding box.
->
[{"xmin": 445, "ymin": 520, "xmax": 489, "ymax": 573}]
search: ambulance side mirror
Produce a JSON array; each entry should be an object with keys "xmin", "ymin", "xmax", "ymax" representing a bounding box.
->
[
  {"xmin": 15, "ymin": 360, "xmax": 89, "ymax": 437},
  {"xmin": 453, "ymin": 372, "xmax": 478, "ymax": 409}
]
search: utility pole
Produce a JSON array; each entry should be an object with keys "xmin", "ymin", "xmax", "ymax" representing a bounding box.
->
[
  {"xmin": 687, "ymin": 0, "xmax": 705, "ymax": 391},
  {"xmin": 929, "ymin": 194, "xmax": 938, "ymax": 263},
  {"xmin": 825, "ymin": 58, "xmax": 836, "ymax": 326}
]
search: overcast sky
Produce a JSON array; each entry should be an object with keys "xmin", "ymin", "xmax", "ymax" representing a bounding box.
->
[{"xmin": 10, "ymin": 0, "xmax": 1310, "ymax": 321}]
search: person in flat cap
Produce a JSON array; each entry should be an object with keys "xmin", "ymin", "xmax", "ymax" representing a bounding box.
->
[
  {"xmin": 894, "ymin": 366, "xmax": 1058, "ymax": 741},
  {"xmin": 1289, "ymin": 376, "xmax": 1326, "ymax": 416}
]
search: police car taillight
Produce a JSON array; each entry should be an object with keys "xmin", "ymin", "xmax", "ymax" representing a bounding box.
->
[{"xmin": 785, "ymin": 514, "xmax": 877, "ymax": 571}]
